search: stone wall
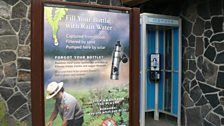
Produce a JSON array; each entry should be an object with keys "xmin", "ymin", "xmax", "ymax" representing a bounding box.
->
[
  {"xmin": 0, "ymin": 0, "xmax": 121, "ymax": 125},
  {"xmin": 181, "ymin": 0, "xmax": 224, "ymax": 126},
  {"xmin": 0, "ymin": 0, "xmax": 31, "ymax": 125}
]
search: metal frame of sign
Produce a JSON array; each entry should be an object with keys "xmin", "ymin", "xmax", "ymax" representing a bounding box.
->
[{"xmin": 31, "ymin": 1, "xmax": 140, "ymax": 126}]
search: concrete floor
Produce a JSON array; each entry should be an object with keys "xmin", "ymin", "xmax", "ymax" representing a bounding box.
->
[{"xmin": 145, "ymin": 112, "xmax": 177, "ymax": 126}]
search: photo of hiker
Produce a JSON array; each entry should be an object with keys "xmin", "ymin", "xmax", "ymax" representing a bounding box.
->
[{"xmin": 46, "ymin": 82, "xmax": 84, "ymax": 126}]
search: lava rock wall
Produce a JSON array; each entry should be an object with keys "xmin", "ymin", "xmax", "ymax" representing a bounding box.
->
[{"xmin": 181, "ymin": 0, "xmax": 224, "ymax": 125}]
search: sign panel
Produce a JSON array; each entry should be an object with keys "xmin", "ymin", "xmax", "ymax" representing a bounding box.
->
[{"xmin": 44, "ymin": 5, "xmax": 130, "ymax": 126}]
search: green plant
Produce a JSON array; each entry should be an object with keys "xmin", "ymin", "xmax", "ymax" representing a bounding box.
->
[
  {"xmin": 0, "ymin": 101, "xmax": 29, "ymax": 126},
  {"xmin": 0, "ymin": 101, "xmax": 7, "ymax": 125},
  {"xmin": 16, "ymin": 121, "xmax": 27, "ymax": 126}
]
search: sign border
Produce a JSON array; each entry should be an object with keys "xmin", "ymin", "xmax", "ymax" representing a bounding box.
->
[{"xmin": 31, "ymin": 1, "xmax": 140, "ymax": 126}]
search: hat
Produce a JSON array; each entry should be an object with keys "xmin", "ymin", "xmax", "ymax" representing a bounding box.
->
[{"xmin": 46, "ymin": 82, "xmax": 63, "ymax": 99}]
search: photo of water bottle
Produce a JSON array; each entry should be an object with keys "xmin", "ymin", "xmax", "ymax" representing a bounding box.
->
[{"xmin": 110, "ymin": 41, "xmax": 128, "ymax": 80}]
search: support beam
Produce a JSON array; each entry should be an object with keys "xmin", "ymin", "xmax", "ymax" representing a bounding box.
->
[{"xmin": 122, "ymin": 0, "xmax": 150, "ymax": 6}]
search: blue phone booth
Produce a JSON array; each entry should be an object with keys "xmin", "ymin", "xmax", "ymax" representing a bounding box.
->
[{"xmin": 140, "ymin": 13, "xmax": 182, "ymax": 126}]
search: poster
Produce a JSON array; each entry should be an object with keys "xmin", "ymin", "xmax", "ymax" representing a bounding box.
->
[{"xmin": 44, "ymin": 5, "xmax": 130, "ymax": 126}]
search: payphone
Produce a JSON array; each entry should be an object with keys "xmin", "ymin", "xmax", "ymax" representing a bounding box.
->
[
  {"xmin": 140, "ymin": 13, "xmax": 182, "ymax": 126},
  {"xmin": 150, "ymin": 53, "xmax": 160, "ymax": 81}
]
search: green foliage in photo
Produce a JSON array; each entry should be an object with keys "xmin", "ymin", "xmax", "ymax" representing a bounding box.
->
[
  {"xmin": 45, "ymin": 84, "xmax": 129, "ymax": 126},
  {"xmin": 45, "ymin": 7, "xmax": 68, "ymax": 46}
]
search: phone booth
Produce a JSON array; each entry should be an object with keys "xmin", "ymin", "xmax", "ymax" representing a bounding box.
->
[{"xmin": 140, "ymin": 13, "xmax": 182, "ymax": 126}]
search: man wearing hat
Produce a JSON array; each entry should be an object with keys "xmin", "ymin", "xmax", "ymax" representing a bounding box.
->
[{"xmin": 46, "ymin": 82, "xmax": 84, "ymax": 126}]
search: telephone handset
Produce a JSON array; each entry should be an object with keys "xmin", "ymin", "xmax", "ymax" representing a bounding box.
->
[{"xmin": 150, "ymin": 53, "xmax": 160, "ymax": 82}]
